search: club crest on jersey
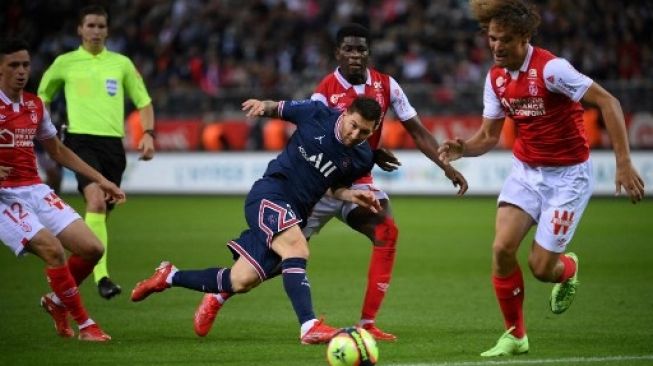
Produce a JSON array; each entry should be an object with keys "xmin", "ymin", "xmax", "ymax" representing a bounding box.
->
[
  {"xmin": 106, "ymin": 79, "xmax": 118, "ymax": 96},
  {"xmin": 373, "ymin": 81, "xmax": 382, "ymax": 89},
  {"xmin": 0, "ymin": 114, "xmax": 6, "ymax": 123},
  {"xmin": 30, "ymin": 112, "xmax": 38, "ymax": 124},
  {"xmin": 25, "ymin": 100, "xmax": 36, "ymax": 109},
  {"xmin": 496, "ymin": 76, "xmax": 505, "ymax": 88},
  {"xmin": 330, "ymin": 93, "xmax": 346, "ymax": 105},
  {"xmin": 528, "ymin": 82, "xmax": 538, "ymax": 96},
  {"xmin": 528, "ymin": 69, "xmax": 537, "ymax": 79}
]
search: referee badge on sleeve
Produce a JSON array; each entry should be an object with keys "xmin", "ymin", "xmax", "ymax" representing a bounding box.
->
[{"xmin": 105, "ymin": 79, "xmax": 118, "ymax": 96}]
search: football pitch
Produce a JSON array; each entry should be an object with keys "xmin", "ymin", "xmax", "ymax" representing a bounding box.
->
[{"xmin": 1, "ymin": 196, "xmax": 651, "ymax": 366}]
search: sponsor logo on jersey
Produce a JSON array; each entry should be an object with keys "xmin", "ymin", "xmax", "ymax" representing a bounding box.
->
[
  {"xmin": 106, "ymin": 79, "xmax": 118, "ymax": 96},
  {"xmin": 557, "ymin": 78, "xmax": 578, "ymax": 94},
  {"xmin": 502, "ymin": 97, "xmax": 546, "ymax": 117}
]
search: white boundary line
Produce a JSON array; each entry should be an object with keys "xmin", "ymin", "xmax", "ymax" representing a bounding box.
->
[{"xmin": 388, "ymin": 355, "xmax": 653, "ymax": 366}]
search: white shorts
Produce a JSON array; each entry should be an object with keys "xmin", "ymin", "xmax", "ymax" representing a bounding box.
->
[
  {"xmin": 498, "ymin": 157, "xmax": 593, "ymax": 253},
  {"xmin": 302, "ymin": 183, "xmax": 389, "ymax": 238},
  {"xmin": 0, "ymin": 184, "xmax": 81, "ymax": 256}
]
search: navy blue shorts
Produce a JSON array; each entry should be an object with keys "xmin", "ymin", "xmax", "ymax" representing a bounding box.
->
[{"xmin": 227, "ymin": 179, "xmax": 303, "ymax": 282}]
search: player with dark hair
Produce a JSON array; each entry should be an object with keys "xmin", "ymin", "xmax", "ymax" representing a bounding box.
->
[
  {"xmin": 38, "ymin": 4, "xmax": 156, "ymax": 299},
  {"xmin": 132, "ymin": 97, "xmax": 384, "ymax": 345},
  {"xmin": 437, "ymin": 0, "xmax": 645, "ymax": 356},
  {"xmin": 0, "ymin": 38, "xmax": 125, "ymax": 342},
  {"xmin": 193, "ymin": 22, "xmax": 469, "ymax": 342}
]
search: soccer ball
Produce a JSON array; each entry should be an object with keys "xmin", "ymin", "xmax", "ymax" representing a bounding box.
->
[{"xmin": 326, "ymin": 327, "xmax": 378, "ymax": 366}]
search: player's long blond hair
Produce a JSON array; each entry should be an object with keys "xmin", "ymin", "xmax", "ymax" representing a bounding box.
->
[{"xmin": 469, "ymin": 0, "xmax": 541, "ymax": 37}]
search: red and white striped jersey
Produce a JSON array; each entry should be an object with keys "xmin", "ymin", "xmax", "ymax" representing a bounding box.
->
[
  {"xmin": 0, "ymin": 89, "xmax": 56, "ymax": 188},
  {"xmin": 484, "ymin": 45, "xmax": 592, "ymax": 166},
  {"xmin": 312, "ymin": 67, "xmax": 417, "ymax": 183}
]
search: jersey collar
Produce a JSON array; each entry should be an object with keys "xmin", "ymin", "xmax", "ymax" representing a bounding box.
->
[
  {"xmin": 0, "ymin": 88, "xmax": 23, "ymax": 106},
  {"xmin": 77, "ymin": 45, "xmax": 108, "ymax": 59},
  {"xmin": 334, "ymin": 67, "xmax": 372, "ymax": 89}
]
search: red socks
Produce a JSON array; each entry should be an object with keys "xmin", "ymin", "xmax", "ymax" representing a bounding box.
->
[
  {"xmin": 67, "ymin": 255, "xmax": 97, "ymax": 285},
  {"xmin": 556, "ymin": 254, "xmax": 577, "ymax": 283},
  {"xmin": 46, "ymin": 265, "xmax": 90, "ymax": 326},
  {"xmin": 361, "ymin": 218, "xmax": 398, "ymax": 320},
  {"xmin": 492, "ymin": 267, "xmax": 525, "ymax": 338}
]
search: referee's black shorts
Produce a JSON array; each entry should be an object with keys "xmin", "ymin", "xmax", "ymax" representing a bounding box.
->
[{"xmin": 64, "ymin": 133, "xmax": 126, "ymax": 207}]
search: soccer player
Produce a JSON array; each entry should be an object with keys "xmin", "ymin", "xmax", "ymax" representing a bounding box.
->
[
  {"xmin": 38, "ymin": 5, "xmax": 156, "ymax": 299},
  {"xmin": 131, "ymin": 97, "xmax": 383, "ymax": 345},
  {"xmin": 437, "ymin": 0, "xmax": 645, "ymax": 357},
  {"xmin": 193, "ymin": 23, "xmax": 469, "ymax": 342},
  {"xmin": 0, "ymin": 38, "xmax": 126, "ymax": 342}
]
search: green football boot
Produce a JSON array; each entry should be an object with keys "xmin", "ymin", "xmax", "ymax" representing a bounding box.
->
[
  {"xmin": 550, "ymin": 252, "xmax": 579, "ymax": 314},
  {"xmin": 480, "ymin": 327, "xmax": 529, "ymax": 357}
]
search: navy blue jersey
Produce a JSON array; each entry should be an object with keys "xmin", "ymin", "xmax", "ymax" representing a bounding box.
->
[{"xmin": 251, "ymin": 100, "xmax": 374, "ymax": 221}]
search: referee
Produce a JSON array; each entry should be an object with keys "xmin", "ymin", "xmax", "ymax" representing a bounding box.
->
[{"xmin": 38, "ymin": 4, "xmax": 155, "ymax": 299}]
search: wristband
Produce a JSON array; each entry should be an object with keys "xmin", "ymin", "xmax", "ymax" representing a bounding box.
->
[{"xmin": 144, "ymin": 129, "xmax": 156, "ymax": 138}]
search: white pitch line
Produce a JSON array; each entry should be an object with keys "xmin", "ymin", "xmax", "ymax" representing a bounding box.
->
[{"xmin": 387, "ymin": 354, "xmax": 653, "ymax": 366}]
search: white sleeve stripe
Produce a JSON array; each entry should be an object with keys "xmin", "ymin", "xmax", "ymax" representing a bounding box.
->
[
  {"xmin": 311, "ymin": 93, "xmax": 328, "ymax": 106},
  {"xmin": 277, "ymin": 101, "xmax": 285, "ymax": 118}
]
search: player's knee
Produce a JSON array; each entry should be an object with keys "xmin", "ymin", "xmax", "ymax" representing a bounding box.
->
[
  {"xmin": 373, "ymin": 217, "xmax": 398, "ymax": 248},
  {"xmin": 527, "ymin": 254, "xmax": 555, "ymax": 282},
  {"xmin": 229, "ymin": 270, "xmax": 260, "ymax": 293},
  {"xmin": 492, "ymin": 240, "xmax": 518, "ymax": 260},
  {"xmin": 84, "ymin": 187, "xmax": 109, "ymax": 212}
]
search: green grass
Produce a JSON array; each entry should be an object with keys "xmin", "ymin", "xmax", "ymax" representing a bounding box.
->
[{"xmin": 1, "ymin": 196, "xmax": 652, "ymax": 366}]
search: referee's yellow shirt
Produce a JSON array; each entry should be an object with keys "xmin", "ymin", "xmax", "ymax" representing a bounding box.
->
[{"xmin": 38, "ymin": 46, "xmax": 152, "ymax": 137}]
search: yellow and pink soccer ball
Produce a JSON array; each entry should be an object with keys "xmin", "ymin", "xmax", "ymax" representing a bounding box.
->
[{"xmin": 326, "ymin": 327, "xmax": 379, "ymax": 366}]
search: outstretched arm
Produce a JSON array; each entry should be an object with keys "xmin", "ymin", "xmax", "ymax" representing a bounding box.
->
[
  {"xmin": 328, "ymin": 187, "xmax": 382, "ymax": 214},
  {"xmin": 582, "ymin": 83, "xmax": 644, "ymax": 203},
  {"xmin": 242, "ymin": 99, "xmax": 280, "ymax": 118},
  {"xmin": 403, "ymin": 116, "xmax": 468, "ymax": 195},
  {"xmin": 40, "ymin": 137, "xmax": 126, "ymax": 204},
  {"xmin": 438, "ymin": 117, "xmax": 504, "ymax": 164}
]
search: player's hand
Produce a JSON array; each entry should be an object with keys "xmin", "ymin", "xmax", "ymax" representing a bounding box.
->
[
  {"xmin": 0, "ymin": 166, "xmax": 12, "ymax": 180},
  {"xmin": 615, "ymin": 162, "xmax": 645, "ymax": 204},
  {"xmin": 98, "ymin": 179, "xmax": 127, "ymax": 205},
  {"xmin": 348, "ymin": 190, "xmax": 382, "ymax": 214},
  {"xmin": 374, "ymin": 148, "xmax": 401, "ymax": 172},
  {"xmin": 242, "ymin": 99, "xmax": 265, "ymax": 117},
  {"xmin": 437, "ymin": 138, "xmax": 465, "ymax": 164},
  {"xmin": 138, "ymin": 134, "xmax": 155, "ymax": 161},
  {"xmin": 443, "ymin": 165, "xmax": 468, "ymax": 196}
]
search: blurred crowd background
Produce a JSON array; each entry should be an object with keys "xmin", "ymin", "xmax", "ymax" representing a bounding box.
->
[{"xmin": 2, "ymin": 0, "xmax": 653, "ymax": 150}]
